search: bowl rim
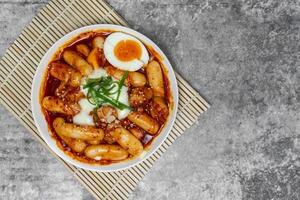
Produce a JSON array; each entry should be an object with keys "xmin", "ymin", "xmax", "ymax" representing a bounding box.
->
[{"xmin": 31, "ymin": 24, "xmax": 178, "ymax": 172}]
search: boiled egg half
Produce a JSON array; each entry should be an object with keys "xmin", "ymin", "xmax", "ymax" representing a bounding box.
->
[{"xmin": 104, "ymin": 32, "xmax": 149, "ymax": 71}]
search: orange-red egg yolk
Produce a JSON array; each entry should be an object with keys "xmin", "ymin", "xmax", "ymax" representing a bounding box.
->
[{"xmin": 114, "ymin": 40, "xmax": 142, "ymax": 61}]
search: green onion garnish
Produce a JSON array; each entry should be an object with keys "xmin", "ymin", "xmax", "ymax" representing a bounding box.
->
[
  {"xmin": 83, "ymin": 71, "xmax": 131, "ymax": 110},
  {"xmin": 117, "ymin": 71, "xmax": 128, "ymax": 101}
]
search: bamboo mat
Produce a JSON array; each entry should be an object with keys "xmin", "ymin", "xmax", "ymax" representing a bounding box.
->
[{"xmin": 0, "ymin": 0, "xmax": 209, "ymax": 199}]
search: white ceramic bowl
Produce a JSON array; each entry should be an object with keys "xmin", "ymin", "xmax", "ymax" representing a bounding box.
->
[{"xmin": 31, "ymin": 24, "xmax": 178, "ymax": 172}]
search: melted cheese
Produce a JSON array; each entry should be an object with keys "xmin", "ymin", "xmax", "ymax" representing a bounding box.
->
[{"xmin": 73, "ymin": 98, "xmax": 95, "ymax": 125}]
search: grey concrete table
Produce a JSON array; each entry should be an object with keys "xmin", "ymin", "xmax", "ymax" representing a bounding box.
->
[{"xmin": 1, "ymin": 0, "xmax": 299, "ymax": 199}]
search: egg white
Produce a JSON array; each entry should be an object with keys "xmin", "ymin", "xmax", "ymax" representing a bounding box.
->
[{"xmin": 104, "ymin": 32, "xmax": 149, "ymax": 71}]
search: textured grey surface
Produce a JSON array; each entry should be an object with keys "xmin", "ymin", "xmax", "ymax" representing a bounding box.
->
[{"xmin": 1, "ymin": 0, "xmax": 300, "ymax": 199}]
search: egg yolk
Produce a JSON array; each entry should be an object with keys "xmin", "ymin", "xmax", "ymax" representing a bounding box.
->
[{"xmin": 114, "ymin": 40, "xmax": 142, "ymax": 61}]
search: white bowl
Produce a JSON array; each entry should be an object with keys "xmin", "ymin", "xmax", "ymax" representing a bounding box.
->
[{"xmin": 31, "ymin": 24, "xmax": 178, "ymax": 172}]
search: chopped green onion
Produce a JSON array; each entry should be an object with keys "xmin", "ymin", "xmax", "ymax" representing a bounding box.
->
[
  {"xmin": 117, "ymin": 71, "xmax": 128, "ymax": 101},
  {"xmin": 94, "ymin": 89, "xmax": 131, "ymax": 110},
  {"xmin": 83, "ymin": 71, "xmax": 131, "ymax": 110}
]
